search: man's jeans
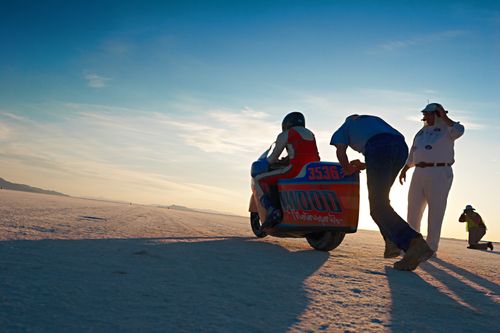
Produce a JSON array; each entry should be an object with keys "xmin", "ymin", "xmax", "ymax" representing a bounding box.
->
[{"xmin": 365, "ymin": 134, "xmax": 418, "ymax": 251}]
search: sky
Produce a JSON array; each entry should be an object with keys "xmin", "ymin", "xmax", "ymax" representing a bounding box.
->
[{"xmin": 1, "ymin": 0, "xmax": 499, "ymax": 242}]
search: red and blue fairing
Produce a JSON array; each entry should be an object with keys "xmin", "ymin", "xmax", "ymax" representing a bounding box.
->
[{"xmin": 274, "ymin": 162, "xmax": 359, "ymax": 234}]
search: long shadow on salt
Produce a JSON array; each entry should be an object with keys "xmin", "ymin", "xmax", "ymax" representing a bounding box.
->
[
  {"xmin": 0, "ymin": 237, "xmax": 328, "ymax": 332},
  {"xmin": 385, "ymin": 259, "xmax": 499, "ymax": 332}
]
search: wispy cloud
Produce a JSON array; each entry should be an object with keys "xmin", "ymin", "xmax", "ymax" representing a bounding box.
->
[
  {"xmin": 462, "ymin": 121, "xmax": 486, "ymax": 130},
  {"xmin": 84, "ymin": 73, "xmax": 111, "ymax": 88},
  {"xmin": 63, "ymin": 103, "xmax": 277, "ymax": 154},
  {"xmin": 377, "ymin": 30, "xmax": 468, "ymax": 51},
  {"xmin": 297, "ymin": 88, "xmax": 429, "ymax": 118},
  {"xmin": 0, "ymin": 111, "xmax": 29, "ymax": 139},
  {"xmin": 451, "ymin": 112, "xmax": 487, "ymax": 131},
  {"xmin": 404, "ymin": 113, "xmax": 488, "ymax": 131},
  {"xmin": 0, "ymin": 111, "xmax": 28, "ymax": 122},
  {"xmin": 1, "ymin": 93, "xmax": 498, "ymax": 215},
  {"xmin": 295, "ymin": 88, "xmax": 494, "ymax": 138},
  {"xmin": 0, "ymin": 102, "xmax": 278, "ymax": 211},
  {"xmin": 155, "ymin": 108, "xmax": 277, "ymax": 154}
]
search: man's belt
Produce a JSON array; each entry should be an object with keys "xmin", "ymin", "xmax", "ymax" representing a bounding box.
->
[{"xmin": 415, "ymin": 162, "xmax": 453, "ymax": 168}]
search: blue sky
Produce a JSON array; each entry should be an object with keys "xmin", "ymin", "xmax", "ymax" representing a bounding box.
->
[{"xmin": 1, "ymin": 1, "xmax": 499, "ymax": 241}]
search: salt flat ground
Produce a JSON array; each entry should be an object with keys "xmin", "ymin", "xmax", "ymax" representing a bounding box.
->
[{"xmin": 0, "ymin": 190, "xmax": 498, "ymax": 332}]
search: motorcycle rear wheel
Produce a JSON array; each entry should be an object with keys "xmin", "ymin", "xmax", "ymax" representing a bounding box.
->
[
  {"xmin": 250, "ymin": 212, "xmax": 267, "ymax": 238},
  {"xmin": 306, "ymin": 231, "xmax": 345, "ymax": 251}
]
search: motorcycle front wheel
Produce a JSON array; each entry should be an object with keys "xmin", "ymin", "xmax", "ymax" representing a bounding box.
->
[
  {"xmin": 250, "ymin": 212, "xmax": 267, "ymax": 238},
  {"xmin": 306, "ymin": 231, "xmax": 345, "ymax": 251}
]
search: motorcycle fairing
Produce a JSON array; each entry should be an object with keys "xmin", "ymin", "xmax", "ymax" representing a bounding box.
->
[{"xmin": 276, "ymin": 162, "xmax": 359, "ymax": 232}]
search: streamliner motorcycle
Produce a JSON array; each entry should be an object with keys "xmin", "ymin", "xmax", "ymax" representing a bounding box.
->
[{"xmin": 249, "ymin": 148, "xmax": 360, "ymax": 251}]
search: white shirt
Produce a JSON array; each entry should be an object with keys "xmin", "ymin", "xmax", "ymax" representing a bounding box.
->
[{"xmin": 406, "ymin": 119, "xmax": 464, "ymax": 167}]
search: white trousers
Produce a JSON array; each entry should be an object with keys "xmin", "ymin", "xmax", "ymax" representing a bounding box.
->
[{"xmin": 407, "ymin": 166, "xmax": 454, "ymax": 252}]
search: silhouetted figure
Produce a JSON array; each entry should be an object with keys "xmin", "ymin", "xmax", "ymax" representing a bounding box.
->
[
  {"xmin": 459, "ymin": 205, "xmax": 493, "ymax": 251},
  {"xmin": 399, "ymin": 103, "xmax": 464, "ymax": 254},
  {"xmin": 255, "ymin": 112, "xmax": 320, "ymax": 229},
  {"xmin": 330, "ymin": 114, "xmax": 433, "ymax": 271}
]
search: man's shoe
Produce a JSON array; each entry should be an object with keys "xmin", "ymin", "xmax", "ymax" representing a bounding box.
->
[
  {"xmin": 394, "ymin": 235, "xmax": 434, "ymax": 271},
  {"xmin": 487, "ymin": 242, "xmax": 494, "ymax": 251},
  {"xmin": 384, "ymin": 240, "xmax": 401, "ymax": 258},
  {"xmin": 260, "ymin": 208, "xmax": 282, "ymax": 229}
]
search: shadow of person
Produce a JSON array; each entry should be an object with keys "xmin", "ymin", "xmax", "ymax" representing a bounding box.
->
[
  {"xmin": 385, "ymin": 260, "xmax": 499, "ymax": 332},
  {"xmin": 0, "ymin": 237, "xmax": 328, "ymax": 332},
  {"xmin": 420, "ymin": 259, "xmax": 499, "ymax": 317},
  {"xmin": 431, "ymin": 257, "xmax": 500, "ymax": 294},
  {"xmin": 465, "ymin": 248, "xmax": 500, "ymax": 256}
]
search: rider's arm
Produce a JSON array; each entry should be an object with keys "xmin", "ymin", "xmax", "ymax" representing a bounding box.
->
[{"xmin": 267, "ymin": 131, "xmax": 288, "ymax": 165}]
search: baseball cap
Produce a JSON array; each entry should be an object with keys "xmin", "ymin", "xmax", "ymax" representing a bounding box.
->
[{"xmin": 421, "ymin": 103, "xmax": 448, "ymax": 113}]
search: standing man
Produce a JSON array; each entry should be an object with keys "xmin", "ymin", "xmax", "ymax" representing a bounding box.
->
[
  {"xmin": 459, "ymin": 205, "xmax": 494, "ymax": 251},
  {"xmin": 331, "ymin": 115, "xmax": 434, "ymax": 271},
  {"xmin": 399, "ymin": 103, "xmax": 464, "ymax": 254}
]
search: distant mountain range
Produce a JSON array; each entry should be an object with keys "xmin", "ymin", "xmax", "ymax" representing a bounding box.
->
[
  {"xmin": 158, "ymin": 204, "xmax": 239, "ymax": 217},
  {"xmin": 0, "ymin": 177, "xmax": 67, "ymax": 196},
  {"xmin": 0, "ymin": 178, "xmax": 238, "ymax": 215}
]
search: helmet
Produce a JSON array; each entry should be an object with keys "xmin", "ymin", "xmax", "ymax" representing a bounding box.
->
[{"xmin": 282, "ymin": 112, "xmax": 305, "ymax": 131}]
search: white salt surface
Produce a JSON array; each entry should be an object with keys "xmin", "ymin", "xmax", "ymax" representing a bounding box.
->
[{"xmin": 0, "ymin": 190, "xmax": 498, "ymax": 332}]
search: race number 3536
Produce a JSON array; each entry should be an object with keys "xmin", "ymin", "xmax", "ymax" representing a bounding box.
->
[{"xmin": 307, "ymin": 165, "xmax": 341, "ymax": 180}]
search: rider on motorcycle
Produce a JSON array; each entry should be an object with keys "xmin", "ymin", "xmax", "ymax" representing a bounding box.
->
[{"xmin": 255, "ymin": 112, "xmax": 320, "ymax": 229}]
